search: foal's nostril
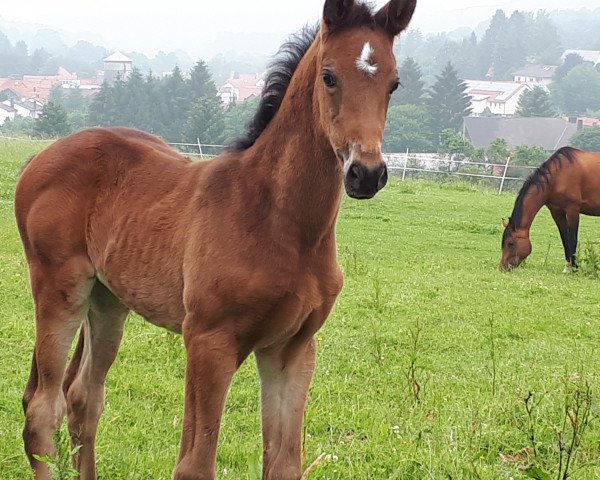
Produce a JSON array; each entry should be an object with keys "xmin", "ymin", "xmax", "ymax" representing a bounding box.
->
[
  {"xmin": 377, "ymin": 165, "xmax": 388, "ymax": 191},
  {"xmin": 347, "ymin": 163, "xmax": 364, "ymax": 189}
]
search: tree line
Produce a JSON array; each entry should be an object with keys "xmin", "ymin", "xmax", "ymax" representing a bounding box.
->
[
  {"xmin": 383, "ymin": 53, "xmax": 600, "ymax": 153},
  {"xmin": 0, "ymin": 30, "xmax": 193, "ymax": 78},
  {"xmin": 5, "ymin": 54, "xmax": 600, "ymax": 155},
  {"xmin": 4, "ymin": 5, "xmax": 600, "ymax": 155},
  {"xmin": 396, "ymin": 9, "xmax": 587, "ymax": 83},
  {"xmin": 2, "ymin": 61, "xmax": 257, "ymax": 146}
]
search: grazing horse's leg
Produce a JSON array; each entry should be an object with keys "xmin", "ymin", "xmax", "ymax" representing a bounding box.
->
[
  {"xmin": 173, "ymin": 322, "xmax": 244, "ymax": 480},
  {"xmin": 22, "ymin": 255, "xmax": 95, "ymax": 480},
  {"xmin": 566, "ymin": 207, "xmax": 581, "ymax": 269},
  {"xmin": 549, "ymin": 207, "xmax": 571, "ymax": 271},
  {"xmin": 65, "ymin": 281, "xmax": 128, "ymax": 480},
  {"xmin": 256, "ymin": 337, "xmax": 317, "ymax": 480}
]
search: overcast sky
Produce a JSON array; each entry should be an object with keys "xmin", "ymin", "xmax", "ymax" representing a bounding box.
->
[{"xmin": 2, "ymin": 0, "xmax": 599, "ymax": 58}]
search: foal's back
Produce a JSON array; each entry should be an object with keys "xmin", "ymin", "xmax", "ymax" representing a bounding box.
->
[{"xmin": 15, "ymin": 128, "xmax": 247, "ymax": 330}]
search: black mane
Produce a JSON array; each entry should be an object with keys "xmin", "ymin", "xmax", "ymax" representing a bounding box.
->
[
  {"xmin": 508, "ymin": 146, "xmax": 580, "ymax": 230},
  {"xmin": 227, "ymin": 2, "xmax": 380, "ymax": 152}
]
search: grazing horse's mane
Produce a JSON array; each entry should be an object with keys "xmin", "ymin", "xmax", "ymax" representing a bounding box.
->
[
  {"xmin": 228, "ymin": 2, "xmax": 381, "ymax": 152},
  {"xmin": 508, "ymin": 146, "xmax": 580, "ymax": 229}
]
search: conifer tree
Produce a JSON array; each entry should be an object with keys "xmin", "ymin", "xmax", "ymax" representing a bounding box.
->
[
  {"xmin": 392, "ymin": 57, "xmax": 425, "ymax": 107},
  {"xmin": 183, "ymin": 60, "xmax": 225, "ymax": 144},
  {"xmin": 516, "ymin": 86, "xmax": 556, "ymax": 117},
  {"xmin": 427, "ymin": 62, "xmax": 472, "ymax": 146},
  {"xmin": 87, "ymin": 80, "xmax": 113, "ymax": 126},
  {"xmin": 124, "ymin": 68, "xmax": 151, "ymax": 130},
  {"xmin": 183, "ymin": 97, "xmax": 225, "ymax": 145},
  {"xmin": 188, "ymin": 60, "xmax": 217, "ymax": 99},
  {"xmin": 160, "ymin": 65, "xmax": 189, "ymax": 141},
  {"xmin": 34, "ymin": 102, "xmax": 71, "ymax": 138}
]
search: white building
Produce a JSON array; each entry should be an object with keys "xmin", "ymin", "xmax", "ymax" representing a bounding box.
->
[
  {"xmin": 102, "ymin": 51, "xmax": 133, "ymax": 84},
  {"xmin": 513, "ymin": 65, "xmax": 556, "ymax": 86},
  {"xmin": 0, "ymin": 103, "xmax": 16, "ymax": 126},
  {"xmin": 465, "ymin": 80, "xmax": 530, "ymax": 116},
  {"xmin": 1, "ymin": 98, "xmax": 43, "ymax": 119}
]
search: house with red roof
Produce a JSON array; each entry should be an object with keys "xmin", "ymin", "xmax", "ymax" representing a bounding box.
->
[
  {"xmin": 0, "ymin": 67, "xmax": 80, "ymax": 104},
  {"xmin": 218, "ymin": 73, "xmax": 264, "ymax": 106}
]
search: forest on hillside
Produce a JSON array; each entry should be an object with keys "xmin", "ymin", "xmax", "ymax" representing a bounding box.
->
[
  {"xmin": 1, "ymin": 8, "xmax": 600, "ymax": 83},
  {"xmin": 3, "ymin": 7, "xmax": 600, "ymax": 156}
]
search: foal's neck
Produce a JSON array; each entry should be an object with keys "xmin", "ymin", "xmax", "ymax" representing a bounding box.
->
[{"xmin": 247, "ymin": 38, "xmax": 343, "ymax": 248}]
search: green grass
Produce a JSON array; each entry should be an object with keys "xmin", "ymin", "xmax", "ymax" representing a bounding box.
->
[{"xmin": 2, "ymin": 139, "xmax": 600, "ymax": 479}]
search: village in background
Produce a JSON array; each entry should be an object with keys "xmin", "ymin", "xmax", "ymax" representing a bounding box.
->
[{"xmin": 2, "ymin": 7, "xmax": 600, "ymax": 168}]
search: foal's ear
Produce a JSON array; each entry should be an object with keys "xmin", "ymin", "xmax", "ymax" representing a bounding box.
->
[
  {"xmin": 375, "ymin": 0, "xmax": 417, "ymax": 37},
  {"xmin": 501, "ymin": 218, "xmax": 509, "ymax": 228},
  {"xmin": 323, "ymin": 0, "xmax": 355, "ymax": 29}
]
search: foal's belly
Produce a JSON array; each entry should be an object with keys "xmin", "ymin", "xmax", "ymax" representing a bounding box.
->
[{"xmin": 96, "ymin": 269, "xmax": 186, "ymax": 333}]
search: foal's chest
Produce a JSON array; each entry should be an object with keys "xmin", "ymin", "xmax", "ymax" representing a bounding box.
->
[{"xmin": 197, "ymin": 260, "xmax": 342, "ymax": 348}]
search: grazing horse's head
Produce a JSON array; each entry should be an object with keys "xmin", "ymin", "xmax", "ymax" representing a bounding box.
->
[
  {"xmin": 500, "ymin": 218, "xmax": 532, "ymax": 271},
  {"xmin": 317, "ymin": 0, "xmax": 416, "ymax": 199}
]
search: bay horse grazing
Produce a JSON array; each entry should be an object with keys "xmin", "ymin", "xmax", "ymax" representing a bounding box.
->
[
  {"xmin": 15, "ymin": 0, "xmax": 417, "ymax": 478},
  {"xmin": 500, "ymin": 146, "xmax": 600, "ymax": 271}
]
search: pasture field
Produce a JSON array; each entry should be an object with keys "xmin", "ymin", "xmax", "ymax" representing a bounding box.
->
[{"xmin": 1, "ymin": 138, "xmax": 600, "ymax": 479}]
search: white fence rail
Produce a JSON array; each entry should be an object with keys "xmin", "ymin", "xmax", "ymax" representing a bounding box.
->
[
  {"xmin": 384, "ymin": 152, "xmax": 537, "ymax": 194},
  {"xmin": 3, "ymin": 135, "xmax": 536, "ymax": 195},
  {"xmin": 169, "ymin": 145, "xmax": 536, "ymax": 194}
]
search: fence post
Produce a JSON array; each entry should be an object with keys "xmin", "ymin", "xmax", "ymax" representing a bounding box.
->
[
  {"xmin": 197, "ymin": 137, "xmax": 204, "ymax": 160},
  {"xmin": 498, "ymin": 155, "xmax": 510, "ymax": 194},
  {"xmin": 402, "ymin": 148, "xmax": 409, "ymax": 181}
]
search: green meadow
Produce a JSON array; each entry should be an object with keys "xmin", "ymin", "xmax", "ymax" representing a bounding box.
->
[{"xmin": 1, "ymin": 138, "xmax": 600, "ymax": 479}]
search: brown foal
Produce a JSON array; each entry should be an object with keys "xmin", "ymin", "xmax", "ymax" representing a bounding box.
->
[{"xmin": 15, "ymin": 0, "xmax": 416, "ymax": 478}]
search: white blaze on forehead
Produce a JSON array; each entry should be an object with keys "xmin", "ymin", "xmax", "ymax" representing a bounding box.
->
[{"xmin": 356, "ymin": 42, "xmax": 378, "ymax": 76}]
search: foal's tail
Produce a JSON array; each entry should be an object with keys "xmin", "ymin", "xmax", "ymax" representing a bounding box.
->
[
  {"xmin": 22, "ymin": 351, "xmax": 38, "ymax": 415},
  {"xmin": 19, "ymin": 155, "xmax": 37, "ymax": 176},
  {"xmin": 62, "ymin": 328, "xmax": 86, "ymax": 396}
]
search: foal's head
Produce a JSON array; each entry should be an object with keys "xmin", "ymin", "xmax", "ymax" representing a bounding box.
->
[
  {"xmin": 500, "ymin": 218, "xmax": 532, "ymax": 271},
  {"xmin": 317, "ymin": 0, "xmax": 416, "ymax": 199}
]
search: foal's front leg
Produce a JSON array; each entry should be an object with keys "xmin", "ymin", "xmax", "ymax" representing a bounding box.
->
[
  {"xmin": 256, "ymin": 336, "xmax": 317, "ymax": 480},
  {"xmin": 173, "ymin": 322, "xmax": 244, "ymax": 480}
]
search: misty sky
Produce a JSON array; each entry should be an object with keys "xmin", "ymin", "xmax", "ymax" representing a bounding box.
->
[{"xmin": 3, "ymin": 0, "xmax": 600, "ymax": 58}]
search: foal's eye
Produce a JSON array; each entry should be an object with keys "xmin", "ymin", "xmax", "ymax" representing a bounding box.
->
[
  {"xmin": 322, "ymin": 72, "xmax": 337, "ymax": 88},
  {"xmin": 390, "ymin": 80, "xmax": 400, "ymax": 94}
]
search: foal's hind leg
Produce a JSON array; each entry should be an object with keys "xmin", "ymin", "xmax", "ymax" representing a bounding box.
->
[
  {"xmin": 23, "ymin": 256, "xmax": 95, "ymax": 480},
  {"xmin": 65, "ymin": 281, "xmax": 128, "ymax": 480}
]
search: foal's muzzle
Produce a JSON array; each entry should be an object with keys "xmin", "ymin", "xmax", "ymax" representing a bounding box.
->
[{"xmin": 344, "ymin": 161, "xmax": 388, "ymax": 199}]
